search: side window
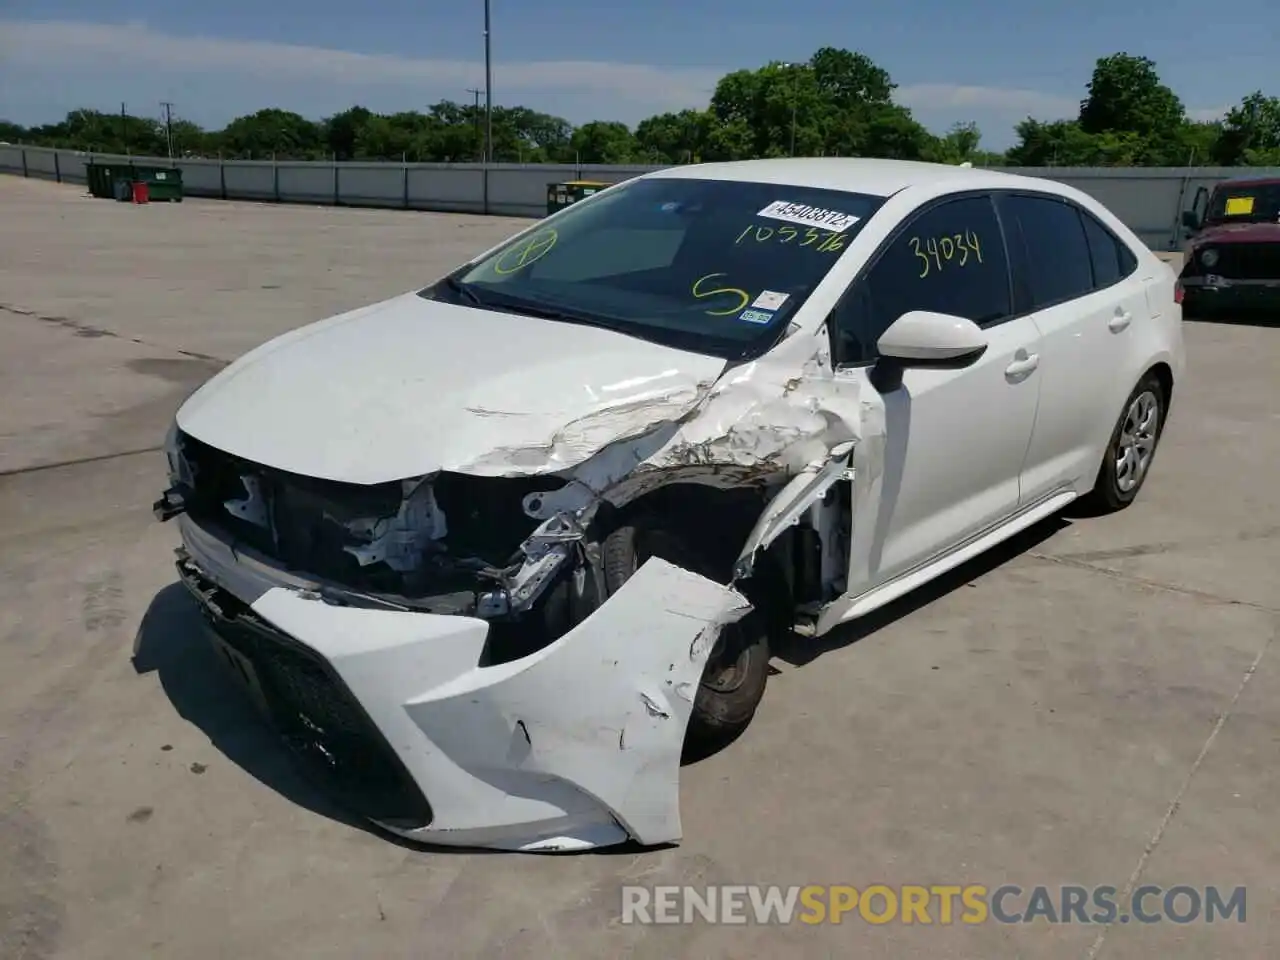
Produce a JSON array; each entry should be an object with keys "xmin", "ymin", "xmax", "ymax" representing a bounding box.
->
[
  {"xmin": 833, "ymin": 196, "xmax": 1011, "ymax": 364},
  {"xmin": 1003, "ymin": 195, "xmax": 1094, "ymax": 308},
  {"xmin": 1079, "ymin": 208, "xmax": 1137, "ymax": 289}
]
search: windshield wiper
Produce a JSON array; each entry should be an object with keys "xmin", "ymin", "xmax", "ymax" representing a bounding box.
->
[
  {"xmin": 441, "ymin": 275, "xmax": 484, "ymax": 306},
  {"xmin": 474, "ymin": 290, "xmax": 638, "ymax": 333}
]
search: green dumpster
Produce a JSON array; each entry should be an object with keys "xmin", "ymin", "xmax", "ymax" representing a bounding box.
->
[
  {"xmin": 86, "ymin": 161, "xmax": 130, "ymax": 199},
  {"xmin": 86, "ymin": 161, "xmax": 183, "ymax": 201},
  {"xmin": 546, "ymin": 180, "xmax": 610, "ymax": 216},
  {"xmin": 130, "ymin": 165, "xmax": 183, "ymax": 202}
]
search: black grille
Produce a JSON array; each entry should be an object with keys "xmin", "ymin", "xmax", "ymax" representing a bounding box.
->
[
  {"xmin": 175, "ymin": 430, "xmax": 566, "ymax": 592},
  {"xmin": 178, "ymin": 558, "xmax": 433, "ymax": 830},
  {"xmin": 1209, "ymin": 243, "xmax": 1280, "ymax": 280}
]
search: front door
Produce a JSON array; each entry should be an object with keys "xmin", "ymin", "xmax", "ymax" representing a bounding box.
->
[{"xmin": 829, "ymin": 194, "xmax": 1043, "ymax": 593}]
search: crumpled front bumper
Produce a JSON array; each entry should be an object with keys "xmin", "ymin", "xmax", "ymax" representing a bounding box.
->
[{"xmin": 174, "ymin": 515, "xmax": 749, "ymax": 852}]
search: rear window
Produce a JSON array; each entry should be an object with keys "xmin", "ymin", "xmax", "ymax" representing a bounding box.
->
[{"xmin": 1079, "ymin": 210, "xmax": 1137, "ymax": 289}]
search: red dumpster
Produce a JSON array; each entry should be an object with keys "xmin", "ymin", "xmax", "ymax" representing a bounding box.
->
[{"xmin": 131, "ymin": 181, "xmax": 150, "ymax": 204}]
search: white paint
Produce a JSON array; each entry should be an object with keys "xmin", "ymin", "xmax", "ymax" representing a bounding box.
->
[
  {"xmin": 249, "ymin": 557, "xmax": 749, "ymax": 849},
  {"xmin": 175, "ymin": 292, "xmax": 724, "ymax": 484},
  {"xmin": 875, "ymin": 310, "xmax": 988, "ymax": 362},
  {"xmin": 755, "ymin": 200, "xmax": 860, "ymax": 232}
]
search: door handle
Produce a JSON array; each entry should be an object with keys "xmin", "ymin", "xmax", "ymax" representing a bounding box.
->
[
  {"xmin": 1005, "ymin": 353, "xmax": 1039, "ymax": 379},
  {"xmin": 1108, "ymin": 310, "xmax": 1132, "ymax": 332}
]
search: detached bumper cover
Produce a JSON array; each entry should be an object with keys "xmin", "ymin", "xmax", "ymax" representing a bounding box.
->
[{"xmin": 176, "ymin": 516, "xmax": 749, "ymax": 852}]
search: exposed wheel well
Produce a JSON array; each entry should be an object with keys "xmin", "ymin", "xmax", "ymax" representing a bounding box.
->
[
  {"xmin": 594, "ymin": 481, "xmax": 799, "ymax": 632},
  {"xmin": 595, "ymin": 482, "xmax": 773, "ymax": 581},
  {"xmin": 1147, "ymin": 362, "xmax": 1174, "ymax": 409}
]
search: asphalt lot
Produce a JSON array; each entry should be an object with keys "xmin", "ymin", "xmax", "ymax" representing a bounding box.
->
[{"xmin": 1, "ymin": 175, "xmax": 1276, "ymax": 959}]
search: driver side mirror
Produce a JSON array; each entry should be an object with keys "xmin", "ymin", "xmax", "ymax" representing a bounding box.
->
[
  {"xmin": 876, "ymin": 310, "xmax": 988, "ymax": 366},
  {"xmin": 1181, "ymin": 210, "xmax": 1201, "ymax": 231}
]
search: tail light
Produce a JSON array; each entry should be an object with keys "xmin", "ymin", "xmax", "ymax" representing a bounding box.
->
[{"xmin": 1174, "ymin": 282, "xmax": 1184, "ymax": 304}]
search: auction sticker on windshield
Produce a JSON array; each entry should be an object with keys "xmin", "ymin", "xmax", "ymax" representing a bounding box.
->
[
  {"xmin": 1224, "ymin": 196, "xmax": 1255, "ymax": 216},
  {"xmin": 757, "ymin": 201, "xmax": 861, "ymax": 233},
  {"xmin": 753, "ymin": 290, "xmax": 789, "ymax": 310}
]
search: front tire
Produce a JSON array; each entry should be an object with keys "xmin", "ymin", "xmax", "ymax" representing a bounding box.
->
[
  {"xmin": 601, "ymin": 515, "xmax": 771, "ymax": 750},
  {"xmin": 1079, "ymin": 373, "xmax": 1167, "ymax": 514}
]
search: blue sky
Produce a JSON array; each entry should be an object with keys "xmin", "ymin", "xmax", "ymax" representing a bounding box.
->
[{"xmin": 0, "ymin": 1, "xmax": 1275, "ymax": 149}]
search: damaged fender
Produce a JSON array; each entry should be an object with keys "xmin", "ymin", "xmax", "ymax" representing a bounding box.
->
[{"xmin": 250, "ymin": 557, "xmax": 749, "ymax": 851}]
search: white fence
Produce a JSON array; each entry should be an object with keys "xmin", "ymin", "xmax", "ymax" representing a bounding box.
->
[{"xmin": 3, "ymin": 144, "xmax": 1276, "ymax": 251}]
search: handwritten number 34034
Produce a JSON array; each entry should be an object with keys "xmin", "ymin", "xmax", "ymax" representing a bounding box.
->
[{"xmin": 909, "ymin": 231, "xmax": 983, "ymax": 278}]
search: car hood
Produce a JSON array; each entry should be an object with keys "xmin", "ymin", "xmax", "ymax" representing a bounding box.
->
[
  {"xmin": 1193, "ymin": 221, "xmax": 1280, "ymax": 245},
  {"xmin": 175, "ymin": 292, "xmax": 728, "ymax": 484}
]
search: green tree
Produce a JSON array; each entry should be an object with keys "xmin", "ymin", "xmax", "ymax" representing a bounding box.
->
[
  {"xmin": 499, "ymin": 106, "xmax": 574, "ymax": 162},
  {"xmin": 1079, "ymin": 53, "xmax": 1186, "ymax": 138},
  {"xmin": 325, "ymin": 106, "xmax": 374, "ymax": 160},
  {"xmin": 707, "ymin": 49, "xmax": 937, "ymax": 160},
  {"xmin": 569, "ymin": 121, "xmax": 637, "ymax": 164},
  {"xmin": 0, "ymin": 120, "xmax": 27, "ymax": 142},
  {"xmin": 1006, "ymin": 53, "xmax": 1236, "ymax": 166},
  {"xmin": 921, "ymin": 122, "xmax": 1005, "ymax": 165},
  {"xmin": 220, "ymin": 109, "xmax": 323, "ymax": 159},
  {"xmin": 634, "ymin": 109, "xmax": 712, "ymax": 163},
  {"xmin": 1213, "ymin": 92, "xmax": 1280, "ymax": 165},
  {"xmin": 7, "ymin": 48, "xmax": 1274, "ymax": 167}
]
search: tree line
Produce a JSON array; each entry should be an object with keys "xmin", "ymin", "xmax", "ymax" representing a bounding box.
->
[{"xmin": 3, "ymin": 49, "xmax": 1277, "ymax": 167}]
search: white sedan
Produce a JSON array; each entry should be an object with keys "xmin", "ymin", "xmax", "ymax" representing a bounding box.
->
[{"xmin": 153, "ymin": 158, "xmax": 1185, "ymax": 852}]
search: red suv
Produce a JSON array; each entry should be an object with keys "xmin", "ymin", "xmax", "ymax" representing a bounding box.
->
[{"xmin": 1179, "ymin": 176, "xmax": 1280, "ymax": 316}]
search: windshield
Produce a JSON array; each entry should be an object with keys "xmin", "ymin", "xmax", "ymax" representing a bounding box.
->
[
  {"xmin": 425, "ymin": 176, "xmax": 886, "ymax": 360},
  {"xmin": 1205, "ymin": 183, "xmax": 1280, "ymax": 225}
]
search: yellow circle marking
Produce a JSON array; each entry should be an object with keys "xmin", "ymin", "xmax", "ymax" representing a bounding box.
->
[{"xmin": 493, "ymin": 229, "xmax": 559, "ymax": 275}]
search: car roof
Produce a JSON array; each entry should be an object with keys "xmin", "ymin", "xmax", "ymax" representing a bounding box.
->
[
  {"xmin": 1214, "ymin": 176, "xmax": 1280, "ymax": 189},
  {"xmin": 641, "ymin": 157, "xmax": 1061, "ymax": 199}
]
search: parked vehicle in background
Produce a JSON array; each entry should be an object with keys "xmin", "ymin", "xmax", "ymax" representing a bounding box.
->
[{"xmin": 1179, "ymin": 177, "xmax": 1280, "ymax": 316}]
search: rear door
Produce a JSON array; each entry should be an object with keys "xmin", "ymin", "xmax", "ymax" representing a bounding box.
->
[{"xmin": 997, "ymin": 192, "xmax": 1145, "ymax": 502}]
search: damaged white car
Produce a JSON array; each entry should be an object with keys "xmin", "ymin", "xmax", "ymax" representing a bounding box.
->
[{"xmin": 154, "ymin": 158, "xmax": 1185, "ymax": 851}]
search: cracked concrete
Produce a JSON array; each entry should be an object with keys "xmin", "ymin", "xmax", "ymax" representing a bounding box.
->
[{"xmin": 1, "ymin": 175, "xmax": 1277, "ymax": 959}]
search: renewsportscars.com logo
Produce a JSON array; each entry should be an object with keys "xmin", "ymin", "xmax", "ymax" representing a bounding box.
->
[{"xmin": 620, "ymin": 884, "xmax": 1247, "ymax": 926}]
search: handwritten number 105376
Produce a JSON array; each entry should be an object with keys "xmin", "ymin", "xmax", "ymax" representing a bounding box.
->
[
  {"xmin": 734, "ymin": 223, "xmax": 847, "ymax": 253},
  {"xmin": 909, "ymin": 231, "xmax": 983, "ymax": 278}
]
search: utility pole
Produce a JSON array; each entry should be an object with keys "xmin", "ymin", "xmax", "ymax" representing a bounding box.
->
[
  {"xmin": 121, "ymin": 101, "xmax": 128, "ymax": 154},
  {"xmin": 466, "ymin": 87, "xmax": 482, "ymax": 162},
  {"xmin": 160, "ymin": 101, "xmax": 175, "ymax": 159},
  {"xmin": 483, "ymin": 0, "xmax": 493, "ymax": 164}
]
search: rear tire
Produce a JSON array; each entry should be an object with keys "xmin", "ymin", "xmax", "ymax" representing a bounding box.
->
[
  {"xmin": 601, "ymin": 515, "xmax": 771, "ymax": 749},
  {"xmin": 1078, "ymin": 373, "xmax": 1167, "ymax": 514}
]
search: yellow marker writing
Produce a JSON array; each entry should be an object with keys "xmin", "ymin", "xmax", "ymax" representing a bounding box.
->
[
  {"xmin": 493, "ymin": 229, "xmax": 558, "ymax": 275},
  {"xmin": 691, "ymin": 272, "xmax": 751, "ymax": 316}
]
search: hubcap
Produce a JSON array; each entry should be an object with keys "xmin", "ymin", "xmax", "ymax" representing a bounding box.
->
[{"xmin": 1115, "ymin": 390, "xmax": 1160, "ymax": 494}]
